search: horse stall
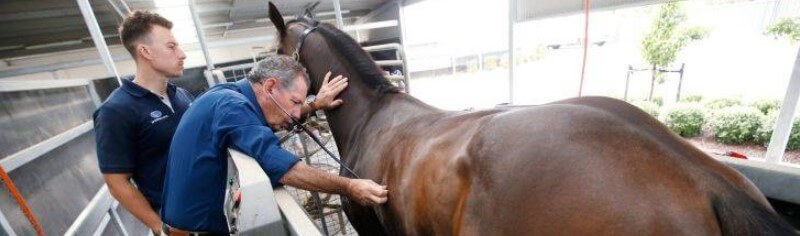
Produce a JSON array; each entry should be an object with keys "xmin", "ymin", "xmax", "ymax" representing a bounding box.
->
[{"xmin": 1, "ymin": 0, "xmax": 800, "ymax": 235}]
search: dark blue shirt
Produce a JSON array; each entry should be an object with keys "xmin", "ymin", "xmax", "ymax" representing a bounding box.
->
[
  {"xmin": 161, "ymin": 79, "xmax": 299, "ymax": 233},
  {"xmin": 93, "ymin": 77, "xmax": 194, "ymax": 209}
]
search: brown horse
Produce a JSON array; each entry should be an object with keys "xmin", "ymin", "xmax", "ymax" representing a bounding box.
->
[{"xmin": 268, "ymin": 3, "xmax": 795, "ymax": 235}]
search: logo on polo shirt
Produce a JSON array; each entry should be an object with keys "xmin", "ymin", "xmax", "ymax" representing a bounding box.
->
[
  {"xmin": 150, "ymin": 110, "xmax": 163, "ymax": 118},
  {"xmin": 150, "ymin": 110, "xmax": 170, "ymax": 124}
]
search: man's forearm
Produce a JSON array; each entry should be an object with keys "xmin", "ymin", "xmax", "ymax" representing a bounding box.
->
[
  {"xmin": 105, "ymin": 178, "xmax": 161, "ymax": 231},
  {"xmin": 280, "ymin": 162, "xmax": 350, "ymax": 195}
]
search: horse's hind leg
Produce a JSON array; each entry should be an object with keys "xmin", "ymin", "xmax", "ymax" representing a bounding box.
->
[{"xmin": 342, "ymin": 197, "xmax": 388, "ymax": 235}]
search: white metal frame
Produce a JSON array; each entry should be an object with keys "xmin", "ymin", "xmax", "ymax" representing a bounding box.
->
[
  {"xmin": 397, "ymin": 0, "xmax": 412, "ymax": 92},
  {"xmin": 766, "ymin": 46, "xmax": 800, "ymax": 164},
  {"xmin": 0, "ymin": 79, "xmax": 89, "ymax": 92},
  {"xmin": 0, "ymin": 122, "xmax": 93, "ymax": 172},
  {"xmin": 76, "ymin": 0, "xmax": 121, "ymax": 85},
  {"xmin": 508, "ymin": 0, "xmax": 517, "ymax": 105},
  {"xmin": 65, "ymin": 186, "xmax": 128, "ymax": 236},
  {"xmin": 0, "ymin": 212, "xmax": 16, "ymax": 236}
]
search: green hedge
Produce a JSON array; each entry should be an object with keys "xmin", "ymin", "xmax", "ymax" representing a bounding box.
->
[
  {"xmin": 705, "ymin": 98, "xmax": 742, "ymax": 110},
  {"xmin": 664, "ymin": 103, "xmax": 706, "ymax": 137},
  {"xmin": 631, "ymin": 101, "xmax": 660, "ymax": 118},
  {"xmin": 755, "ymin": 113, "xmax": 800, "ymax": 150},
  {"xmin": 750, "ymin": 99, "xmax": 781, "ymax": 115},
  {"xmin": 680, "ymin": 95, "xmax": 703, "ymax": 103},
  {"xmin": 652, "ymin": 97, "xmax": 663, "ymax": 107},
  {"xmin": 710, "ymin": 106, "xmax": 763, "ymax": 145}
]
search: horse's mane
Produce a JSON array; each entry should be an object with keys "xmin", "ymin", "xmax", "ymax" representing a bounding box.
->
[{"xmin": 291, "ymin": 19, "xmax": 399, "ymax": 95}]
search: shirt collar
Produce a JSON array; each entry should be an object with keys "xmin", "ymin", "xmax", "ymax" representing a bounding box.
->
[
  {"xmin": 236, "ymin": 79, "xmax": 268, "ymax": 126},
  {"xmin": 121, "ymin": 77, "xmax": 148, "ymax": 97},
  {"xmin": 121, "ymin": 76, "xmax": 178, "ymax": 98}
]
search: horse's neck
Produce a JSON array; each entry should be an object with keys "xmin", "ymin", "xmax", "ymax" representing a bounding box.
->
[
  {"xmin": 300, "ymin": 38, "xmax": 439, "ymax": 159},
  {"xmin": 323, "ymin": 76, "xmax": 439, "ymax": 152}
]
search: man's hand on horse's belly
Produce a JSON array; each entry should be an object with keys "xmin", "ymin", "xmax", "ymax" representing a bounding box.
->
[{"xmin": 347, "ymin": 179, "xmax": 388, "ymax": 206}]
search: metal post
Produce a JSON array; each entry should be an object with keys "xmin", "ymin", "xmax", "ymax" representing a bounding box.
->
[
  {"xmin": 478, "ymin": 53, "xmax": 483, "ymax": 71},
  {"xmin": 77, "ymin": 0, "xmax": 121, "ymax": 85},
  {"xmin": 189, "ymin": 0, "xmax": 214, "ymax": 71},
  {"xmin": 87, "ymin": 82, "xmax": 104, "ymax": 107},
  {"xmin": 648, "ymin": 64, "xmax": 656, "ymax": 101},
  {"xmin": 766, "ymin": 46, "xmax": 800, "ymax": 163},
  {"xmin": 624, "ymin": 65, "xmax": 632, "ymax": 102},
  {"xmin": 451, "ymin": 57, "xmax": 456, "ymax": 75},
  {"xmin": 397, "ymin": 0, "xmax": 411, "ymax": 92},
  {"xmin": 299, "ymin": 134, "xmax": 330, "ymax": 235},
  {"xmin": 118, "ymin": 0, "xmax": 131, "ymax": 14},
  {"xmin": 107, "ymin": 0, "xmax": 126, "ymax": 18},
  {"xmin": 332, "ymin": 0, "xmax": 345, "ymax": 28},
  {"xmin": 508, "ymin": 0, "xmax": 516, "ymax": 104},
  {"xmin": 0, "ymin": 211, "xmax": 17, "ymax": 236},
  {"xmin": 675, "ymin": 63, "xmax": 685, "ymax": 102},
  {"xmin": 189, "ymin": 0, "xmax": 220, "ymax": 88},
  {"xmin": 109, "ymin": 204, "xmax": 129, "ymax": 236}
]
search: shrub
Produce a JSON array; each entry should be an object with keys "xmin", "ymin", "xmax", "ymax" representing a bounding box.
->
[
  {"xmin": 680, "ymin": 94, "xmax": 703, "ymax": 103},
  {"xmin": 755, "ymin": 112, "xmax": 778, "ymax": 145},
  {"xmin": 631, "ymin": 101, "xmax": 660, "ymax": 118},
  {"xmin": 790, "ymin": 120, "xmax": 800, "ymax": 150},
  {"xmin": 750, "ymin": 99, "xmax": 781, "ymax": 115},
  {"xmin": 705, "ymin": 98, "xmax": 742, "ymax": 110},
  {"xmin": 755, "ymin": 113, "xmax": 800, "ymax": 150},
  {"xmin": 710, "ymin": 106, "xmax": 763, "ymax": 145},
  {"xmin": 664, "ymin": 103, "xmax": 706, "ymax": 137},
  {"xmin": 652, "ymin": 97, "xmax": 663, "ymax": 107}
]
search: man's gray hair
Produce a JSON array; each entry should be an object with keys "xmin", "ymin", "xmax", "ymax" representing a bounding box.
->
[{"xmin": 247, "ymin": 55, "xmax": 310, "ymax": 89}]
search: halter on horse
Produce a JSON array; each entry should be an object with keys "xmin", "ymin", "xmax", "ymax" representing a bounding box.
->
[{"xmin": 268, "ymin": 3, "xmax": 795, "ymax": 235}]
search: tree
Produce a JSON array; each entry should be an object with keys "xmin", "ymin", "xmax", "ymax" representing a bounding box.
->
[
  {"xmin": 766, "ymin": 17, "xmax": 800, "ymax": 43},
  {"xmin": 640, "ymin": 2, "xmax": 707, "ymax": 101}
]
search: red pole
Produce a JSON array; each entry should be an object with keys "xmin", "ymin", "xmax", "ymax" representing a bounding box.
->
[{"xmin": 0, "ymin": 165, "xmax": 45, "ymax": 236}]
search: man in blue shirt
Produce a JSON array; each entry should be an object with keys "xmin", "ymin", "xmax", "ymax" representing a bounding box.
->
[
  {"xmin": 93, "ymin": 11, "xmax": 193, "ymax": 233},
  {"xmin": 161, "ymin": 55, "xmax": 388, "ymax": 234}
]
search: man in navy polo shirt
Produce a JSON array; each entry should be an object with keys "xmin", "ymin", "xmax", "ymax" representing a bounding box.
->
[
  {"xmin": 93, "ymin": 11, "xmax": 192, "ymax": 233},
  {"xmin": 161, "ymin": 55, "xmax": 388, "ymax": 234}
]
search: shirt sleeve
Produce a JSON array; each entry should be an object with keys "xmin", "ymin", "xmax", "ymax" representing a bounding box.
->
[
  {"xmin": 212, "ymin": 99, "xmax": 300, "ymax": 187},
  {"xmin": 93, "ymin": 106, "xmax": 136, "ymax": 173}
]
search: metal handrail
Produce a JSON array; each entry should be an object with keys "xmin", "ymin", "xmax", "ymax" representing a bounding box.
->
[
  {"xmin": 0, "ymin": 121, "xmax": 93, "ymax": 172},
  {"xmin": 0, "ymin": 79, "xmax": 89, "ymax": 92}
]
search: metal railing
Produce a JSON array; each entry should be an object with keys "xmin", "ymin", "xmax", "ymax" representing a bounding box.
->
[
  {"xmin": 276, "ymin": 115, "xmax": 358, "ymax": 236},
  {"xmin": 0, "ymin": 79, "xmax": 130, "ymax": 236}
]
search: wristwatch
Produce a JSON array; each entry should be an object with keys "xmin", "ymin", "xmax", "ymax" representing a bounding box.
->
[{"xmin": 306, "ymin": 95, "xmax": 317, "ymax": 110}]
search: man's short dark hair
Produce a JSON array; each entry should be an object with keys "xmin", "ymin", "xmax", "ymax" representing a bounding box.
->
[{"xmin": 119, "ymin": 10, "xmax": 173, "ymax": 58}]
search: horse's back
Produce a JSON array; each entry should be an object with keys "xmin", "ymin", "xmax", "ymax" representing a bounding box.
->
[{"xmin": 456, "ymin": 96, "xmax": 792, "ymax": 235}]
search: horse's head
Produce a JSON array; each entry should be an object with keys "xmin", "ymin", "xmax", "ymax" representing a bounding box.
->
[
  {"xmin": 268, "ymin": 2, "xmax": 325, "ymax": 94},
  {"xmin": 269, "ymin": 2, "xmax": 399, "ymax": 98}
]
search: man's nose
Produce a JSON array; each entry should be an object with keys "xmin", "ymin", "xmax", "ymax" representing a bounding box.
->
[
  {"xmin": 177, "ymin": 48, "xmax": 186, "ymax": 60},
  {"xmin": 291, "ymin": 105, "xmax": 301, "ymax": 119}
]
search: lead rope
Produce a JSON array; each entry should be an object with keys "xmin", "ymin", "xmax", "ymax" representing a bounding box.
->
[
  {"xmin": 0, "ymin": 165, "xmax": 45, "ymax": 236},
  {"xmin": 267, "ymin": 92, "xmax": 361, "ymax": 179}
]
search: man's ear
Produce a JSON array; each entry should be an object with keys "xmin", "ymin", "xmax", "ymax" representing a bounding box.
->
[
  {"xmin": 137, "ymin": 44, "xmax": 153, "ymax": 61},
  {"xmin": 263, "ymin": 77, "xmax": 279, "ymax": 93}
]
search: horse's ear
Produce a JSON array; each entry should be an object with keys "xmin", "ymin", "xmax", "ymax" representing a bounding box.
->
[{"xmin": 268, "ymin": 2, "xmax": 286, "ymax": 38}]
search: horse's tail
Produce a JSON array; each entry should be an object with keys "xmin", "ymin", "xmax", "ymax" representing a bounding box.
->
[{"xmin": 712, "ymin": 189, "xmax": 796, "ymax": 235}]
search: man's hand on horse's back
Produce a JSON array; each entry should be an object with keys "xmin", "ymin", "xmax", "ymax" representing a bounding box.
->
[
  {"xmin": 313, "ymin": 71, "xmax": 348, "ymax": 110},
  {"xmin": 347, "ymin": 179, "xmax": 388, "ymax": 206}
]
